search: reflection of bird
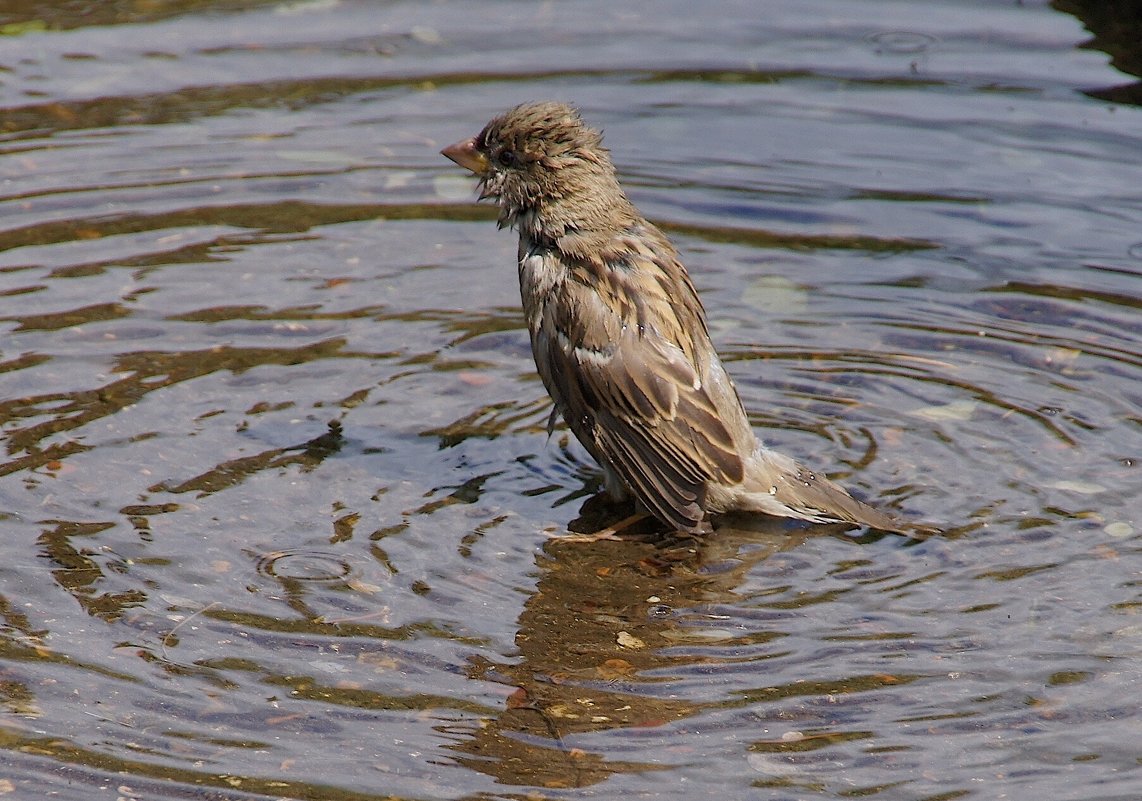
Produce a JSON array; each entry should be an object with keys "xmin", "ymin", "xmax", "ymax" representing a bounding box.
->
[{"xmin": 443, "ymin": 102, "xmax": 919, "ymax": 537}]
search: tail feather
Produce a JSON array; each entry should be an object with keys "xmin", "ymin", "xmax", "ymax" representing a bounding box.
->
[{"xmin": 733, "ymin": 446, "xmax": 935, "ymax": 537}]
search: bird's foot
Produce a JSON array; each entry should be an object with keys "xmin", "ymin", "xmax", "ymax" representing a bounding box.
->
[{"xmin": 553, "ymin": 512, "xmax": 652, "ymax": 542}]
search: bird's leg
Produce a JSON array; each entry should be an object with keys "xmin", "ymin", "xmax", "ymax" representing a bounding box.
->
[
  {"xmin": 554, "ymin": 512, "xmax": 652, "ymax": 542},
  {"xmin": 602, "ymin": 465, "xmax": 629, "ymax": 503}
]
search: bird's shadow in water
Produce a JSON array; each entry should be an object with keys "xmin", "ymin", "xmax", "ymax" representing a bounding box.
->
[{"xmin": 444, "ymin": 491, "xmax": 893, "ymax": 789}]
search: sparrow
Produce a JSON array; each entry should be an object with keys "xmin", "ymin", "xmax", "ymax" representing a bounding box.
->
[{"xmin": 442, "ymin": 101, "xmax": 919, "ymax": 537}]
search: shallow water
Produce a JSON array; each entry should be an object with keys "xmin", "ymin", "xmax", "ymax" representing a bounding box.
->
[{"xmin": 1, "ymin": 1, "xmax": 1139, "ymax": 799}]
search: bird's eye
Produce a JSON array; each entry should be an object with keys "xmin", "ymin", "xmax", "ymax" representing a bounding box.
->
[{"xmin": 496, "ymin": 150, "xmax": 519, "ymax": 168}]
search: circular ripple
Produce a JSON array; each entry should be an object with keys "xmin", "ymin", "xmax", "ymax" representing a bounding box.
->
[
  {"xmin": 255, "ymin": 550, "xmax": 354, "ymax": 583},
  {"xmin": 866, "ymin": 30, "xmax": 940, "ymax": 55}
]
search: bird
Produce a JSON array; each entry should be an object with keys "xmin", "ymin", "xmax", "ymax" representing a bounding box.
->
[{"xmin": 441, "ymin": 101, "xmax": 923, "ymax": 538}]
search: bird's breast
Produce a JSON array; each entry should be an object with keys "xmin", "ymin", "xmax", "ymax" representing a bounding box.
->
[{"xmin": 517, "ymin": 244, "xmax": 559, "ymax": 325}]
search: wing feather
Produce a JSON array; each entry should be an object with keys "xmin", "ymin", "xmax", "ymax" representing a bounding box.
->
[{"xmin": 525, "ymin": 224, "xmax": 754, "ymax": 533}]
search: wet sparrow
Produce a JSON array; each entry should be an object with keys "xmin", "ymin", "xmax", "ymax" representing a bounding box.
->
[{"xmin": 442, "ymin": 102, "xmax": 918, "ymax": 536}]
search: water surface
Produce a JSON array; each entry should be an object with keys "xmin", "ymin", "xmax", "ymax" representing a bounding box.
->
[{"xmin": 0, "ymin": 1, "xmax": 1139, "ymax": 800}]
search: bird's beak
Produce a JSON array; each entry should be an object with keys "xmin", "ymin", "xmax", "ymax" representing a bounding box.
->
[{"xmin": 440, "ymin": 136, "xmax": 488, "ymax": 174}]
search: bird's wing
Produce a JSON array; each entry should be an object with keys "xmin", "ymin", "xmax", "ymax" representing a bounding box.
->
[
  {"xmin": 588, "ymin": 324, "xmax": 745, "ymax": 532},
  {"xmin": 535, "ymin": 235, "xmax": 752, "ymax": 532}
]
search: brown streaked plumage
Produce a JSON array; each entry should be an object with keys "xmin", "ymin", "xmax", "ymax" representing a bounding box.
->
[{"xmin": 442, "ymin": 101, "xmax": 923, "ymax": 536}]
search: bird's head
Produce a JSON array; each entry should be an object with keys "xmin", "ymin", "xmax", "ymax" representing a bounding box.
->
[{"xmin": 441, "ymin": 102, "xmax": 629, "ymax": 239}]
